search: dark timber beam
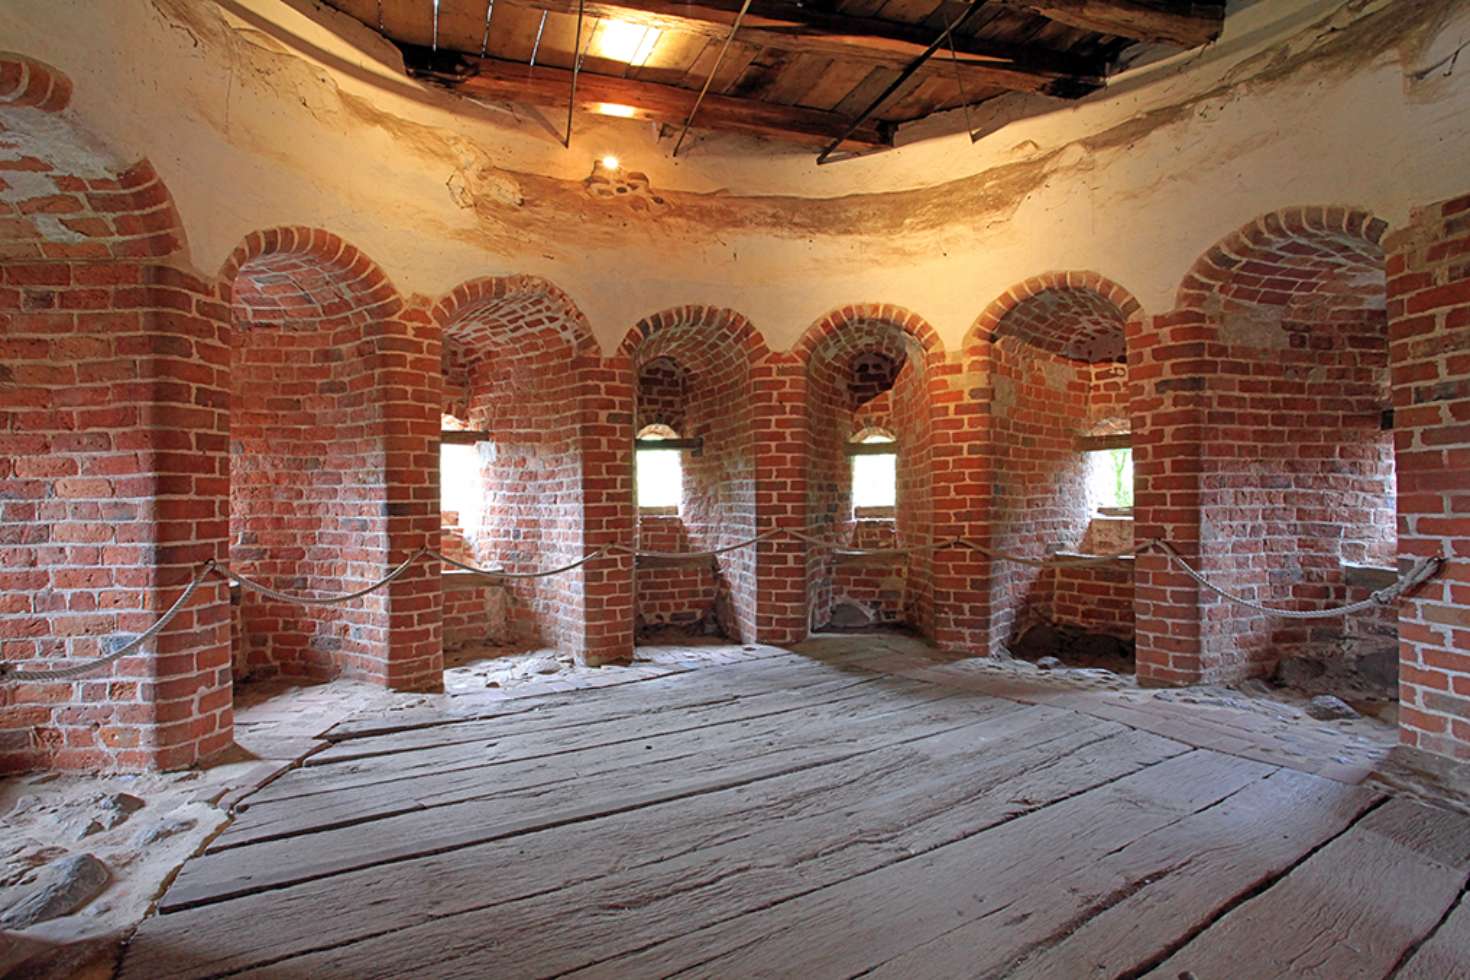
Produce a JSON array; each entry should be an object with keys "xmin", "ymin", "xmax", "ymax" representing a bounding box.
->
[
  {"xmin": 990, "ymin": 1, "xmax": 1224, "ymax": 48},
  {"xmin": 481, "ymin": 0, "xmax": 1105, "ymax": 97},
  {"xmin": 421, "ymin": 54, "xmax": 892, "ymax": 149}
]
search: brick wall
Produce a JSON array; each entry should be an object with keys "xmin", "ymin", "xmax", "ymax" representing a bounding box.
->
[
  {"xmin": 799, "ymin": 307, "xmax": 940, "ymax": 637},
  {"xmin": 635, "ymin": 518, "xmax": 725, "ymax": 633},
  {"xmin": 831, "ymin": 521, "xmax": 909, "ymax": 626},
  {"xmin": 1388, "ymin": 194, "xmax": 1470, "ymax": 762},
  {"xmin": 442, "ymin": 575, "xmax": 512, "ymax": 648},
  {"xmin": 621, "ymin": 307, "xmax": 766, "ymax": 644},
  {"xmin": 972, "ymin": 275, "xmax": 1140, "ymax": 654},
  {"xmin": 1164, "ymin": 208, "xmax": 1396, "ymax": 683},
  {"xmin": 0, "ymin": 259, "xmax": 232, "ymax": 771},
  {"xmin": 224, "ymin": 230, "xmax": 401, "ymax": 683},
  {"xmin": 432, "ymin": 277, "xmax": 595, "ymax": 658},
  {"xmin": 1050, "ymin": 561, "xmax": 1135, "ymax": 640},
  {"xmin": 0, "ymin": 54, "xmax": 232, "ymax": 772},
  {"xmin": 633, "ymin": 358, "xmax": 721, "ymax": 634},
  {"xmin": 577, "ymin": 347, "xmax": 636, "ymax": 666},
  {"xmin": 751, "ymin": 352, "xmax": 808, "ymax": 643}
]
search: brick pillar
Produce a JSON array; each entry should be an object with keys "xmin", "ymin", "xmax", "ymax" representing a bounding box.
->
[
  {"xmin": 752, "ymin": 351, "xmax": 808, "ymax": 644},
  {"xmin": 377, "ymin": 302, "xmax": 443, "ymax": 691},
  {"xmin": 0, "ymin": 260, "xmax": 232, "ymax": 772},
  {"xmin": 142, "ymin": 266, "xmax": 233, "ymax": 769},
  {"xmin": 579, "ymin": 352, "xmax": 635, "ymax": 665},
  {"xmin": 931, "ymin": 350, "xmax": 992, "ymax": 654},
  {"xmin": 1131, "ymin": 311, "xmax": 1206, "ymax": 685},
  {"xmin": 1387, "ymin": 193, "xmax": 1470, "ymax": 763}
]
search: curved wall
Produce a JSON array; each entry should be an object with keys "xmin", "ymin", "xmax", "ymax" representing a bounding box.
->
[{"xmin": 2, "ymin": 0, "xmax": 1467, "ymax": 354}]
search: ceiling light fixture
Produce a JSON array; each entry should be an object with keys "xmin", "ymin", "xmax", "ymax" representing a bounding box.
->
[
  {"xmin": 601, "ymin": 155, "xmax": 620, "ymax": 171},
  {"xmin": 594, "ymin": 102, "xmax": 638, "ymax": 118}
]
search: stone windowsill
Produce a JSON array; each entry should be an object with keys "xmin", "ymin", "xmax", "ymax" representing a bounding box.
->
[
  {"xmin": 1053, "ymin": 550, "xmax": 1135, "ymax": 563},
  {"xmin": 442, "ymin": 567, "xmax": 505, "ymax": 590},
  {"xmin": 1343, "ymin": 561, "xmax": 1399, "ymax": 591}
]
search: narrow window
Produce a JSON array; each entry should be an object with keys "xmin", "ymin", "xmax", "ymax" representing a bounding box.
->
[
  {"xmin": 849, "ymin": 429, "xmax": 897, "ymax": 516},
  {"xmin": 636, "ymin": 424, "xmax": 683, "ymax": 512},
  {"xmin": 440, "ymin": 438, "xmax": 484, "ymax": 535},
  {"xmin": 1086, "ymin": 446, "xmax": 1134, "ymax": 511}
]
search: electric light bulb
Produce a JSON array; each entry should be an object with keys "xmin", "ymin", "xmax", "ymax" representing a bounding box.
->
[{"xmin": 601, "ymin": 155, "xmax": 620, "ymax": 171}]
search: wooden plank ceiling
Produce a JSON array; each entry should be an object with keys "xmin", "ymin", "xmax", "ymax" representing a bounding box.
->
[{"xmin": 323, "ymin": 0, "xmax": 1224, "ymax": 152}]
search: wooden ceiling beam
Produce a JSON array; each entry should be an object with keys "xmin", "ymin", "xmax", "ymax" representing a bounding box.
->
[
  {"xmin": 988, "ymin": 1, "xmax": 1224, "ymax": 48},
  {"xmin": 481, "ymin": 0, "xmax": 1105, "ymax": 97},
  {"xmin": 424, "ymin": 55, "xmax": 892, "ymax": 149}
]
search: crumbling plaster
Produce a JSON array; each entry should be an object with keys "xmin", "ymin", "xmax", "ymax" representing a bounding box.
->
[{"xmin": 2, "ymin": 0, "xmax": 1467, "ymax": 352}]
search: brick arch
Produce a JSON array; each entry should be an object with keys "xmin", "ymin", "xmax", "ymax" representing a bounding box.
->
[
  {"xmin": 619, "ymin": 304, "xmax": 770, "ymax": 378},
  {"xmin": 970, "ymin": 272, "xmax": 1143, "ymax": 363},
  {"xmin": 965, "ymin": 273, "xmax": 1142, "ymax": 658},
  {"xmin": 798, "ymin": 303, "xmax": 942, "ymax": 641},
  {"xmin": 1175, "ymin": 206, "xmax": 1388, "ymax": 312},
  {"xmin": 1155, "ymin": 205, "xmax": 1396, "ymax": 686},
  {"xmin": 0, "ymin": 53, "xmax": 74, "ymax": 111},
  {"xmin": 222, "ymin": 226, "xmax": 403, "ymax": 682},
  {"xmin": 621, "ymin": 305, "xmax": 767, "ymax": 644},
  {"xmin": 0, "ymin": 53, "xmax": 183, "ymax": 261},
  {"xmin": 219, "ymin": 226, "xmax": 401, "ymax": 324},
  {"xmin": 794, "ymin": 303, "xmax": 943, "ymax": 366},
  {"xmin": 432, "ymin": 274, "xmax": 597, "ymax": 362},
  {"xmin": 432, "ymin": 278, "xmax": 597, "ymax": 660}
]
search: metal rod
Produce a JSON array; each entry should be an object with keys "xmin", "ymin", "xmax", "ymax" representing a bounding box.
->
[
  {"xmin": 377, "ymin": 0, "xmax": 384, "ymax": 31},
  {"xmin": 480, "ymin": 0, "xmax": 496, "ymax": 57},
  {"xmin": 941, "ymin": 6, "xmax": 979, "ymax": 142},
  {"xmin": 529, "ymin": 11, "xmax": 548, "ymax": 71},
  {"xmin": 565, "ymin": 0, "xmax": 587, "ymax": 148},
  {"xmin": 671, "ymin": 0, "xmax": 755, "ymax": 158},
  {"xmin": 815, "ymin": 0, "xmax": 986, "ymax": 165},
  {"xmin": 432, "ymin": 0, "xmax": 440, "ymax": 51}
]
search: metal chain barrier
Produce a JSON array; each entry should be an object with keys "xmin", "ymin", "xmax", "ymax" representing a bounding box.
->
[{"xmin": 0, "ymin": 532, "xmax": 1446, "ymax": 681}]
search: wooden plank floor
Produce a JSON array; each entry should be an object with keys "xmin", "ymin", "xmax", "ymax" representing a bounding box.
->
[{"xmin": 122, "ymin": 646, "xmax": 1470, "ymax": 979}]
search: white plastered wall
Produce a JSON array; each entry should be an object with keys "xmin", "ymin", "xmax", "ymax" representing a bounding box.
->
[{"xmin": 2, "ymin": 0, "xmax": 1468, "ymax": 352}]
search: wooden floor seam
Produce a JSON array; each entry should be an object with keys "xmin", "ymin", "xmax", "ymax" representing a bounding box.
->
[{"xmin": 119, "ymin": 648, "xmax": 1470, "ymax": 980}]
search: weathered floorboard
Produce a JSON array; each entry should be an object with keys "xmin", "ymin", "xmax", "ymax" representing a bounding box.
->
[
  {"xmin": 210, "ymin": 676, "xmax": 965, "ymax": 850},
  {"xmin": 871, "ymin": 768, "xmax": 1382, "ymax": 978},
  {"xmin": 124, "ymin": 711, "xmax": 1178, "ymax": 978},
  {"xmin": 163, "ymin": 681, "xmax": 1009, "ymax": 908},
  {"xmin": 119, "ymin": 648, "xmax": 1467, "ymax": 980},
  {"xmin": 1396, "ymin": 887, "xmax": 1470, "ymax": 980},
  {"xmin": 563, "ymin": 750, "xmax": 1272, "ymax": 978},
  {"xmin": 1146, "ymin": 797, "xmax": 1470, "ymax": 979},
  {"xmin": 254, "ymin": 670, "xmax": 882, "ymax": 802}
]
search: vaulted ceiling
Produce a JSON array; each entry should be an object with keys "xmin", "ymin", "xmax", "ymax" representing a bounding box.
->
[{"xmin": 323, "ymin": 0, "xmax": 1225, "ymax": 155}]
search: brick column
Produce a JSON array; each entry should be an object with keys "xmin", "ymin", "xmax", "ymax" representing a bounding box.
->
[
  {"xmin": 930, "ymin": 351, "xmax": 992, "ymax": 653},
  {"xmin": 579, "ymin": 352, "xmax": 635, "ymax": 665},
  {"xmin": 1130, "ymin": 311, "xmax": 1206, "ymax": 685},
  {"xmin": 752, "ymin": 351, "xmax": 808, "ymax": 644},
  {"xmin": 1387, "ymin": 193, "xmax": 1470, "ymax": 763},
  {"xmin": 377, "ymin": 302, "xmax": 443, "ymax": 691},
  {"xmin": 0, "ymin": 260, "xmax": 232, "ymax": 771},
  {"xmin": 142, "ymin": 266, "xmax": 233, "ymax": 769}
]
